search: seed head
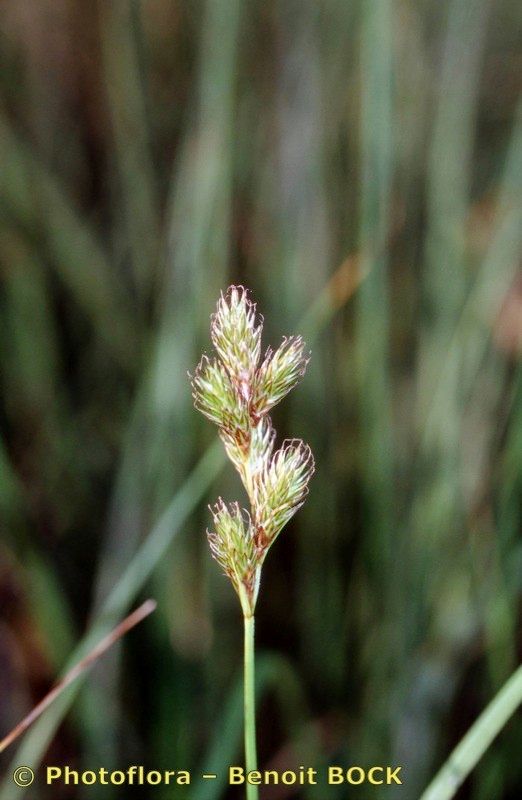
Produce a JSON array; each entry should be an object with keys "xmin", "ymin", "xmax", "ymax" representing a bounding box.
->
[
  {"xmin": 211, "ymin": 286, "xmax": 263, "ymax": 394},
  {"xmin": 190, "ymin": 355, "xmax": 248, "ymax": 433},
  {"xmin": 191, "ymin": 286, "xmax": 313, "ymax": 616},
  {"xmin": 207, "ymin": 500, "xmax": 260, "ymax": 613},
  {"xmin": 219, "ymin": 415, "xmax": 275, "ymax": 482},
  {"xmin": 253, "ymin": 336, "xmax": 310, "ymax": 418},
  {"xmin": 253, "ymin": 440, "xmax": 315, "ymax": 547}
]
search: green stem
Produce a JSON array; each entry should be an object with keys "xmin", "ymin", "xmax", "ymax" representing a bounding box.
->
[
  {"xmin": 420, "ymin": 664, "xmax": 522, "ymax": 800},
  {"xmin": 243, "ymin": 613, "xmax": 258, "ymax": 800}
]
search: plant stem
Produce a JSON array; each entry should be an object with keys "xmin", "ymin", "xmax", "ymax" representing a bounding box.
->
[
  {"xmin": 243, "ymin": 613, "xmax": 258, "ymax": 800},
  {"xmin": 420, "ymin": 664, "xmax": 522, "ymax": 800}
]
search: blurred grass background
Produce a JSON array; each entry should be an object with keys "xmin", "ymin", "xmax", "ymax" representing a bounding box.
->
[{"xmin": 0, "ymin": 1, "xmax": 521, "ymax": 798}]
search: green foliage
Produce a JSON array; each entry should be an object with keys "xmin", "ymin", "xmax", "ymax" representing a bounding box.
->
[{"xmin": 0, "ymin": 1, "xmax": 520, "ymax": 799}]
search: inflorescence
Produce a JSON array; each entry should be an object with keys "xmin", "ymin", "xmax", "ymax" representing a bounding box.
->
[{"xmin": 190, "ymin": 286, "xmax": 314, "ymax": 617}]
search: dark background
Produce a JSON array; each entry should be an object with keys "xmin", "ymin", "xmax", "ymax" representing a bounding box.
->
[{"xmin": 0, "ymin": 1, "xmax": 521, "ymax": 798}]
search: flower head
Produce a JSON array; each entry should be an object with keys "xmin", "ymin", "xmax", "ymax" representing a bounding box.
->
[
  {"xmin": 191, "ymin": 286, "xmax": 313, "ymax": 615},
  {"xmin": 190, "ymin": 355, "xmax": 248, "ymax": 432},
  {"xmin": 211, "ymin": 286, "xmax": 263, "ymax": 398},
  {"xmin": 207, "ymin": 500, "xmax": 260, "ymax": 613},
  {"xmin": 253, "ymin": 440, "xmax": 315, "ymax": 549},
  {"xmin": 252, "ymin": 336, "xmax": 310, "ymax": 418},
  {"xmin": 219, "ymin": 415, "xmax": 275, "ymax": 481}
]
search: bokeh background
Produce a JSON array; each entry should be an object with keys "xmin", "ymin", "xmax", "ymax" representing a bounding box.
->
[{"xmin": 0, "ymin": 1, "xmax": 521, "ymax": 798}]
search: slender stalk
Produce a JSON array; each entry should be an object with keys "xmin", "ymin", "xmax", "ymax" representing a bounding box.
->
[
  {"xmin": 191, "ymin": 288, "xmax": 313, "ymax": 800},
  {"xmin": 420, "ymin": 664, "xmax": 522, "ymax": 800},
  {"xmin": 243, "ymin": 613, "xmax": 258, "ymax": 799}
]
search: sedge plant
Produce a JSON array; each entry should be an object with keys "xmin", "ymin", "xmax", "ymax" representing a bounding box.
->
[{"xmin": 190, "ymin": 286, "xmax": 314, "ymax": 798}]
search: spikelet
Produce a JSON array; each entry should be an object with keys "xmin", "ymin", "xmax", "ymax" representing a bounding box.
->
[
  {"xmin": 207, "ymin": 500, "xmax": 260, "ymax": 609},
  {"xmin": 211, "ymin": 286, "xmax": 263, "ymax": 398},
  {"xmin": 252, "ymin": 440, "xmax": 315, "ymax": 546},
  {"xmin": 252, "ymin": 336, "xmax": 310, "ymax": 418},
  {"xmin": 190, "ymin": 286, "xmax": 314, "ymax": 616},
  {"xmin": 191, "ymin": 355, "xmax": 248, "ymax": 432}
]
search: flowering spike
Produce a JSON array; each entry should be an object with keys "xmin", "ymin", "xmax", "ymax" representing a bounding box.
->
[
  {"xmin": 252, "ymin": 336, "xmax": 310, "ymax": 418},
  {"xmin": 248, "ymin": 416, "xmax": 276, "ymax": 477},
  {"xmin": 211, "ymin": 286, "xmax": 263, "ymax": 395},
  {"xmin": 253, "ymin": 440, "xmax": 315, "ymax": 547},
  {"xmin": 207, "ymin": 500, "xmax": 260, "ymax": 613},
  {"xmin": 190, "ymin": 286, "xmax": 313, "ymax": 616},
  {"xmin": 190, "ymin": 355, "xmax": 248, "ymax": 433},
  {"xmin": 219, "ymin": 415, "xmax": 274, "ymax": 487}
]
